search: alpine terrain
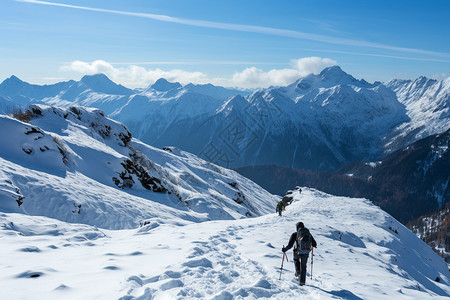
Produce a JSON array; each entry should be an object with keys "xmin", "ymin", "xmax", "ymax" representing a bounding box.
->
[{"xmin": 0, "ymin": 105, "xmax": 449, "ymax": 299}]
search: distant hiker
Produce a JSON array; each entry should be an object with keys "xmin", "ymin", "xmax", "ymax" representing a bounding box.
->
[
  {"xmin": 282, "ymin": 222, "xmax": 317, "ymax": 285},
  {"xmin": 276, "ymin": 201, "xmax": 285, "ymax": 216}
]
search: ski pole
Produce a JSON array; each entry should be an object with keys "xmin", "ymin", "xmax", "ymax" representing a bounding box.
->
[
  {"xmin": 279, "ymin": 246, "xmax": 286, "ymax": 280},
  {"xmin": 310, "ymin": 247, "xmax": 314, "ymax": 280}
]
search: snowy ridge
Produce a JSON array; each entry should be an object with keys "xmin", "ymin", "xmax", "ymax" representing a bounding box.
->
[
  {"xmin": 0, "ymin": 188, "xmax": 448, "ymax": 299},
  {"xmin": 0, "ymin": 105, "xmax": 277, "ymax": 229},
  {"xmin": 385, "ymin": 76, "xmax": 450, "ymax": 152}
]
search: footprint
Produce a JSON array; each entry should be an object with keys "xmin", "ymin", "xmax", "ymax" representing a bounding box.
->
[
  {"xmin": 160, "ymin": 279, "xmax": 184, "ymax": 291},
  {"xmin": 16, "ymin": 271, "xmax": 44, "ymax": 278},
  {"xmin": 143, "ymin": 275, "xmax": 160, "ymax": 284},
  {"xmin": 182, "ymin": 258, "xmax": 213, "ymax": 268},
  {"xmin": 54, "ymin": 284, "xmax": 70, "ymax": 291},
  {"xmin": 212, "ymin": 291, "xmax": 233, "ymax": 300},
  {"xmin": 162, "ymin": 270, "xmax": 181, "ymax": 279},
  {"xmin": 218, "ymin": 273, "xmax": 233, "ymax": 284},
  {"xmin": 187, "ymin": 246, "xmax": 205, "ymax": 258},
  {"xmin": 18, "ymin": 246, "xmax": 41, "ymax": 252},
  {"xmin": 127, "ymin": 275, "xmax": 144, "ymax": 286},
  {"xmin": 254, "ymin": 278, "xmax": 272, "ymax": 289},
  {"xmin": 103, "ymin": 265, "xmax": 120, "ymax": 270},
  {"xmin": 230, "ymin": 270, "xmax": 239, "ymax": 277}
]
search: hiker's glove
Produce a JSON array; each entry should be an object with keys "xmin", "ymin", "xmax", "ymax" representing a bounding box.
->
[{"xmin": 282, "ymin": 247, "xmax": 286, "ymax": 252}]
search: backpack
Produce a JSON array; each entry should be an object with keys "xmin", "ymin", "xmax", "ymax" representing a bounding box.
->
[
  {"xmin": 277, "ymin": 201, "xmax": 283, "ymax": 211},
  {"xmin": 297, "ymin": 228, "xmax": 312, "ymax": 252}
]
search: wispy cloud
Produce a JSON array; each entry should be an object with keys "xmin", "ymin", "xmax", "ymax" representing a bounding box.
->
[
  {"xmin": 61, "ymin": 57, "xmax": 337, "ymax": 88},
  {"xmin": 295, "ymin": 48, "xmax": 450, "ymax": 63},
  {"xmin": 18, "ymin": 0, "xmax": 450, "ymax": 58},
  {"xmin": 109, "ymin": 61, "xmax": 282, "ymax": 66}
]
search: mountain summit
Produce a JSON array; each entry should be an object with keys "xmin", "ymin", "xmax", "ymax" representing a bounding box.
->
[
  {"xmin": 0, "ymin": 75, "xmax": 27, "ymax": 96},
  {"xmin": 150, "ymin": 78, "xmax": 182, "ymax": 92},
  {"xmin": 79, "ymin": 73, "xmax": 133, "ymax": 95}
]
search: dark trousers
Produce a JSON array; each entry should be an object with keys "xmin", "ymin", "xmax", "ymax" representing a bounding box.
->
[{"xmin": 294, "ymin": 254, "xmax": 309, "ymax": 284}]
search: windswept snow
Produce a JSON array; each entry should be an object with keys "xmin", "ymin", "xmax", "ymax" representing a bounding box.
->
[{"xmin": 0, "ymin": 188, "xmax": 448, "ymax": 299}]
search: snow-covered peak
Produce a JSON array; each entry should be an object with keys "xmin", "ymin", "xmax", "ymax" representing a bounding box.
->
[
  {"xmin": 1, "ymin": 75, "xmax": 24, "ymax": 85},
  {"xmin": 319, "ymin": 65, "xmax": 353, "ymax": 82},
  {"xmin": 150, "ymin": 78, "xmax": 182, "ymax": 92},
  {"xmin": 78, "ymin": 73, "xmax": 133, "ymax": 95},
  {"xmin": 0, "ymin": 75, "xmax": 28, "ymax": 96},
  {"xmin": 217, "ymin": 94, "xmax": 249, "ymax": 116},
  {"xmin": 281, "ymin": 66, "xmax": 378, "ymax": 100},
  {"xmin": 184, "ymin": 82, "xmax": 250, "ymax": 100}
]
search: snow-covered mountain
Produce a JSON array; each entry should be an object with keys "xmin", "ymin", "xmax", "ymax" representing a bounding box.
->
[
  {"xmin": 385, "ymin": 76, "xmax": 450, "ymax": 152},
  {"xmin": 0, "ymin": 67, "xmax": 448, "ymax": 171},
  {"xmin": 0, "ymin": 105, "xmax": 277, "ymax": 229},
  {"xmin": 1, "ymin": 188, "xmax": 449, "ymax": 299}
]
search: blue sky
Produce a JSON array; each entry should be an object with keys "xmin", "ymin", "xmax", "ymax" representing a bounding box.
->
[{"xmin": 1, "ymin": 0, "xmax": 449, "ymax": 88}]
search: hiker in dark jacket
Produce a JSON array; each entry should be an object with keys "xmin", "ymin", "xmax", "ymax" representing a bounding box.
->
[
  {"xmin": 282, "ymin": 222, "xmax": 317, "ymax": 285},
  {"xmin": 276, "ymin": 201, "xmax": 284, "ymax": 216}
]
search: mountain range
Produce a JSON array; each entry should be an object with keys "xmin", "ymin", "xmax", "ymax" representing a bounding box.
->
[{"xmin": 1, "ymin": 66, "xmax": 448, "ymax": 172}]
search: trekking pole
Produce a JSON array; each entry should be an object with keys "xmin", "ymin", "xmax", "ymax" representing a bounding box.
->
[
  {"xmin": 310, "ymin": 247, "xmax": 314, "ymax": 280},
  {"xmin": 279, "ymin": 246, "xmax": 286, "ymax": 280}
]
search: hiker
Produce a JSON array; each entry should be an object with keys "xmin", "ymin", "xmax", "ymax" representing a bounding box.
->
[
  {"xmin": 276, "ymin": 201, "xmax": 284, "ymax": 216},
  {"xmin": 282, "ymin": 222, "xmax": 317, "ymax": 285}
]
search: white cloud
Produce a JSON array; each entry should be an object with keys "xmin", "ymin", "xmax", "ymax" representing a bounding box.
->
[
  {"xmin": 431, "ymin": 73, "xmax": 448, "ymax": 80},
  {"xmin": 61, "ymin": 57, "xmax": 337, "ymax": 89},
  {"xmin": 291, "ymin": 57, "xmax": 337, "ymax": 76},
  {"xmin": 61, "ymin": 60, "xmax": 209, "ymax": 88},
  {"xmin": 229, "ymin": 57, "xmax": 336, "ymax": 88}
]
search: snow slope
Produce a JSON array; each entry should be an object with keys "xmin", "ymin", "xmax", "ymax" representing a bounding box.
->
[
  {"xmin": 0, "ymin": 105, "xmax": 277, "ymax": 229},
  {"xmin": 0, "ymin": 188, "xmax": 448, "ymax": 299},
  {"xmin": 385, "ymin": 77, "xmax": 450, "ymax": 152}
]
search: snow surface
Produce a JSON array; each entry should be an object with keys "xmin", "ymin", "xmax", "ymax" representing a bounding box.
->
[{"xmin": 0, "ymin": 188, "xmax": 449, "ymax": 299}]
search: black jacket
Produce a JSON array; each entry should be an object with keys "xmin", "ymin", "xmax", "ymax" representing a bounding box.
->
[{"xmin": 284, "ymin": 230, "xmax": 317, "ymax": 255}]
